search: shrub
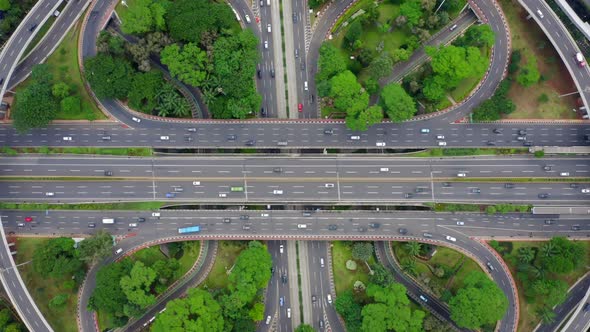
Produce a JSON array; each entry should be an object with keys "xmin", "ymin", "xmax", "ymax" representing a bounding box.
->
[{"xmin": 346, "ymin": 260, "xmax": 358, "ymax": 270}]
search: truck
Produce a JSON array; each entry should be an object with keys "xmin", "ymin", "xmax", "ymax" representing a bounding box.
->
[
  {"xmin": 576, "ymin": 52, "xmax": 586, "ymax": 67},
  {"xmin": 178, "ymin": 225, "xmax": 200, "ymax": 234},
  {"xmin": 102, "ymin": 218, "xmax": 115, "ymax": 224}
]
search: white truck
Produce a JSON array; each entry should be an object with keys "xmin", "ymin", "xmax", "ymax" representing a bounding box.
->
[{"xmin": 102, "ymin": 218, "xmax": 115, "ymax": 224}]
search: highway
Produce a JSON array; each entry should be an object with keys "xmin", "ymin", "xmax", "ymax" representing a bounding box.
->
[{"xmin": 260, "ymin": 241, "xmax": 295, "ymax": 332}]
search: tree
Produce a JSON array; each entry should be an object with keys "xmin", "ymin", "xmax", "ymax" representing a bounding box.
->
[
  {"xmin": 52, "ymin": 82, "xmax": 71, "ymax": 99},
  {"xmin": 152, "ymin": 259, "xmax": 180, "ymax": 291},
  {"xmin": 346, "ymin": 105, "xmax": 383, "ymax": 131},
  {"xmin": 422, "ymin": 74, "xmax": 448, "ymax": 101},
  {"xmin": 352, "ymin": 242, "xmax": 374, "ymax": 261},
  {"xmin": 248, "ymin": 302, "xmax": 265, "ymax": 322},
  {"xmin": 48, "ymin": 294, "xmax": 69, "ymax": 308},
  {"xmin": 472, "ymin": 79, "xmax": 514, "ymax": 121},
  {"xmin": 152, "ymin": 288, "xmax": 224, "ymax": 332},
  {"xmin": 155, "ymin": 83, "xmax": 192, "ymax": 118},
  {"xmin": 295, "ymin": 324, "xmax": 315, "ymax": 332},
  {"xmin": 127, "ymin": 70, "xmax": 164, "ymax": 113},
  {"xmin": 166, "ymin": 0, "xmax": 234, "ymax": 43},
  {"xmin": 400, "ymin": 0, "xmax": 424, "ymax": 26},
  {"xmin": 517, "ymin": 53, "xmax": 540, "ymax": 87},
  {"xmin": 517, "ymin": 247, "xmax": 535, "ymax": 264},
  {"xmin": 12, "ymin": 79, "xmax": 57, "ymax": 133},
  {"xmin": 541, "ymin": 237, "xmax": 587, "ymax": 274},
  {"xmin": 369, "ymin": 263, "xmax": 394, "ymax": 287},
  {"xmin": 334, "ymin": 290, "xmax": 362, "ymax": 331},
  {"xmin": 78, "ymin": 230, "xmax": 114, "ymax": 263},
  {"xmin": 161, "ymin": 43, "xmax": 208, "ymax": 87},
  {"xmin": 400, "ymin": 258, "xmax": 417, "ymax": 276},
  {"xmin": 362, "ymin": 283, "xmax": 425, "ymax": 332},
  {"xmin": 392, "ymin": 48, "xmax": 411, "ymax": 62},
  {"xmin": 329, "ymin": 70, "xmax": 369, "ymax": 115},
  {"xmin": 89, "ymin": 259, "xmax": 133, "ymax": 319},
  {"xmin": 423, "ymin": 315, "xmax": 453, "ymax": 331},
  {"xmin": 0, "ymin": 0, "xmax": 10, "ymax": 11},
  {"xmin": 60, "ymin": 96, "xmax": 81, "ymax": 116},
  {"xmin": 404, "ymin": 241, "xmax": 422, "ymax": 257},
  {"xmin": 120, "ymin": 0, "xmax": 155, "ymax": 34},
  {"xmin": 455, "ymin": 24, "xmax": 495, "ymax": 48},
  {"xmin": 369, "ymin": 53, "xmax": 393, "ymax": 80},
  {"xmin": 449, "ymin": 271, "xmax": 508, "ymax": 329},
  {"xmin": 120, "ymin": 261, "xmax": 157, "ymax": 309},
  {"xmin": 536, "ymin": 306, "xmax": 556, "ymax": 324},
  {"xmin": 426, "ymin": 45, "xmax": 488, "ymax": 89},
  {"xmin": 344, "ymin": 20, "xmax": 363, "ymax": 49},
  {"xmin": 226, "ymin": 241, "xmax": 272, "ymax": 310},
  {"xmin": 380, "ymin": 83, "xmax": 416, "ymax": 122},
  {"xmin": 528, "ymin": 279, "xmax": 567, "ymax": 308},
  {"xmin": 84, "ymin": 54, "xmax": 134, "ymax": 99},
  {"xmin": 316, "ymin": 43, "xmax": 347, "ymax": 83},
  {"xmin": 33, "ymin": 237, "xmax": 84, "ymax": 279}
]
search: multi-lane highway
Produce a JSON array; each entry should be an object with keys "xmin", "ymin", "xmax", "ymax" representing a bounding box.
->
[{"xmin": 260, "ymin": 241, "xmax": 295, "ymax": 332}]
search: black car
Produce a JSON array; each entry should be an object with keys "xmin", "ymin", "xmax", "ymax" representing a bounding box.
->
[
  {"xmin": 570, "ymin": 183, "xmax": 579, "ymax": 188},
  {"xmin": 518, "ymin": 129, "xmax": 527, "ymax": 135},
  {"xmin": 281, "ymin": 274, "xmax": 287, "ymax": 284},
  {"xmin": 369, "ymin": 223, "xmax": 380, "ymax": 229},
  {"xmin": 323, "ymin": 128, "xmax": 334, "ymax": 135},
  {"xmin": 442, "ymin": 182, "xmax": 451, "ymax": 187},
  {"xmin": 138, "ymin": 217, "xmax": 146, "ymax": 222},
  {"xmin": 471, "ymin": 188, "xmax": 481, "ymax": 193},
  {"xmin": 29, "ymin": 23, "xmax": 37, "ymax": 32},
  {"xmin": 538, "ymin": 193, "xmax": 550, "ymax": 199},
  {"xmin": 504, "ymin": 183, "xmax": 514, "ymax": 189},
  {"xmin": 292, "ymin": 13, "xmax": 297, "ymax": 23},
  {"xmin": 0, "ymin": 78, "xmax": 4, "ymax": 85},
  {"xmin": 311, "ymin": 295, "xmax": 317, "ymax": 302},
  {"xmin": 571, "ymin": 225, "xmax": 581, "ymax": 231},
  {"xmin": 523, "ymin": 141, "xmax": 533, "ymax": 146},
  {"xmin": 301, "ymin": 61, "xmax": 306, "ymax": 71},
  {"xmin": 487, "ymin": 141, "xmax": 496, "ymax": 146},
  {"xmin": 583, "ymin": 302, "xmax": 590, "ymax": 312},
  {"xmin": 260, "ymin": 108, "xmax": 266, "ymax": 117},
  {"xmin": 328, "ymin": 224, "xmax": 338, "ymax": 231},
  {"xmin": 245, "ymin": 140, "xmax": 256, "ymax": 146},
  {"xmin": 104, "ymin": 171, "xmax": 113, "ymax": 176},
  {"xmin": 270, "ymin": 68, "xmax": 275, "ymax": 78},
  {"xmin": 257, "ymin": 69, "xmax": 262, "ymax": 79},
  {"xmin": 493, "ymin": 128, "xmax": 502, "ymax": 134},
  {"xmin": 398, "ymin": 228, "xmax": 408, "ymax": 235}
]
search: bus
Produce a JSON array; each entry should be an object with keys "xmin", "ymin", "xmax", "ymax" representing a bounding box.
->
[
  {"xmin": 230, "ymin": 186, "xmax": 244, "ymax": 192},
  {"xmin": 178, "ymin": 225, "xmax": 200, "ymax": 234},
  {"xmin": 102, "ymin": 218, "xmax": 115, "ymax": 224}
]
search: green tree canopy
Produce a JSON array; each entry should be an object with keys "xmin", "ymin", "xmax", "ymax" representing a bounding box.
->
[
  {"xmin": 380, "ymin": 83, "xmax": 416, "ymax": 122},
  {"xmin": 51, "ymin": 82, "xmax": 71, "ymax": 99},
  {"xmin": 369, "ymin": 53, "xmax": 393, "ymax": 80},
  {"xmin": 127, "ymin": 70, "xmax": 164, "ymax": 113},
  {"xmin": 32, "ymin": 237, "xmax": 84, "ymax": 279},
  {"xmin": 334, "ymin": 290, "xmax": 362, "ymax": 331},
  {"xmin": 449, "ymin": 271, "xmax": 508, "ymax": 329},
  {"xmin": 120, "ymin": 261, "xmax": 157, "ymax": 309},
  {"xmin": 541, "ymin": 237, "xmax": 587, "ymax": 274},
  {"xmin": 399, "ymin": 0, "xmax": 424, "ymax": 26},
  {"xmin": 160, "ymin": 43, "xmax": 208, "ymax": 87},
  {"xmin": 295, "ymin": 324, "xmax": 315, "ymax": 332},
  {"xmin": 329, "ymin": 70, "xmax": 369, "ymax": 115},
  {"xmin": 361, "ymin": 283, "xmax": 425, "ymax": 332},
  {"xmin": 78, "ymin": 230, "xmax": 114, "ymax": 264},
  {"xmin": 316, "ymin": 43, "xmax": 347, "ymax": 83},
  {"xmin": 456, "ymin": 24, "xmax": 495, "ymax": 48},
  {"xmin": 228, "ymin": 241, "xmax": 272, "ymax": 303},
  {"xmin": 89, "ymin": 258, "xmax": 133, "ymax": 317},
  {"xmin": 352, "ymin": 242, "xmax": 374, "ymax": 261},
  {"xmin": 12, "ymin": 64, "xmax": 57, "ymax": 133},
  {"xmin": 151, "ymin": 288, "xmax": 224, "ymax": 332},
  {"xmin": 369, "ymin": 263, "xmax": 394, "ymax": 287},
  {"xmin": 84, "ymin": 54, "xmax": 134, "ymax": 99},
  {"xmin": 0, "ymin": 0, "xmax": 10, "ymax": 11},
  {"xmin": 516, "ymin": 52, "xmax": 540, "ymax": 87},
  {"xmin": 119, "ymin": 0, "xmax": 166, "ymax": 34},
  {"xmin": 346, "ymin": 105, "xmax": 383, "ymax": 131},
  {"xmin": 344, "ymin": 20, "xmax": 363, "ymax": 49},
  {"xmin": 426, "ymin": 45, "xmax": 488, "ymax": 89},
  {"xmin": 166, "ymin": 0, "xmax": 235, "ymax": 43}
]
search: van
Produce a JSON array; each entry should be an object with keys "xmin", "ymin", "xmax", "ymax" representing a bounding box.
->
[
  {"xmin": 152, "ymin": 212, "xmax": 161, "ymax": 217},
  {"xmin": 115, "ymin": 248, "xmax": 123, "ymax": 255},
  {"xmin": 560, "ymin": 172, "xmax": 570, "ymax": 177},
  {"xmin": 304, "ymin": 81, "xmax": 308, "ymax": 91},
  {"xmin": 297, "ymin": 224, "xmax": 307, "ymax": 229},
  {"xmin": 320, "ymin": 258, "xmax": 324, "ymax": 267},
  {"xmin": 327, "ymin": 294, "xmax": 332, "ymax": 304},
  {"xmin": 287, "ymin": 308, "xmax": 291, "ymax": 318}
]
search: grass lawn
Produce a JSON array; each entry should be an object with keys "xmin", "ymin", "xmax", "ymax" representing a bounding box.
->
[
  {"xmin": 499, "ymin": 0, "xmax": 578, "ymax": 120},
  {"xmin": 0, "ymin": 146, "xmax": 153, "ymax": 156},
  {"xmin": 497, "ymin": 240, "xmax": 590, "ymax": 332},
  {"xmin": 132, "ymin": 245, "xmax": 167, "ymax": 266},
  {"xmin": 331, "ymin": 241, "xmax": 373, "ymax": 295},
  {"xmin": 450, "ymin": 76, "xmax": 481, "ymax": 102},
  {"xmin": 407, "ymin": 147, "xmax": 529, "ymax": 157},
  {"xmin": 0, "ymin": 201, "xmax": 167, "ymax": 211},
  {"xmin": 115, "ymin": 0, "xmax": 137, "ymax": 18},
  {"xmin": 45, "ymin": 21, "xmax": 105, "ymax": 120},
  {"xmin": 177, "ymin": 241, "xmax": 201, "ymax": 274},
  {"xmin": 202, "ymin": 241, "xmax": 248, "ymax": 290},
  {"xmin": 392, "ymin": 242, "xmax": 484, "ymax": 296},
  {"xmin": 14, "ymin": 238, "xmax": 78, "ymax": 332}
]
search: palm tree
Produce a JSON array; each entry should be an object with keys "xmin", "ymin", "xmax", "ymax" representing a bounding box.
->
[
  {"xmin": 172, "ymin": 99, "xmax": 191, "ymax": 118},
  {"xmin": 404, "ymin": 241, "xmax": 422, "ymax": 258},
  {"xmin": 536, "ymin": 306, "xmax": 556, "ymax": 324},
  {"xmin": 401, "ymin": 258, "xmax": 417, "ymax": 276},
  {"xmin": 518, "ymin": 247, "xmax": 535, "ymax": 264},
  {"xmin": 540, "ymin": 242, "xmax": 558, "ymax": 258}
]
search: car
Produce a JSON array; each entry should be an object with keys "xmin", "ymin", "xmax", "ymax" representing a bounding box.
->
[
  {"xmin": 328, "ymin": 224, "xmax": 338, "ymax": 231},
  {"xmin": 523, "ymin": 141, "xmax": 533, "ymax": 146},
  {"xmin": 265, "ymin": 315, "xmax": 271, "ymax": 325},
  {"xmin": 132, "ymin": 117, "xmax": 141, "ymax": 123},
  {"xmin": 323, "ymin": 128, "xmax": 334, "ymax": 135},
  {"xmin": 279, "ymin": 244, "xmax": 284, "ymax": 253},
  {"xmin": 518, "ymin": 129, "xmax": 527, "ymax": 135},
  {"xmin": 273, "ymin": 167, "xmax": 283, "ymax": 173},
  {"xmin": 138, "ymin": 217, "xmax": 146, "ymax": 222},
  {"xmin": 295, "ymin": 48, "xmax": 299, "ymax": 58},
  {"xmin": 487, "ymin": 141, "xmax": 496, "ymax": 146},
  {"xmin": 273, "ymin": 189, "xmax": 284, "ymax": 195},
  {"xmin": 419, "ymin": 295, "xmax": 428, "ymax": 302},
  {"xmin": 193, "ymin": 181, "xmax": 201, "ymax": 185},
  {"xmin": 282, "ymin": 274, "xmax": 288, "ymax": 284},
  {"xmin": 29, "ymin": 23, "xmax": 38, "ymax": 32},
  {"xmin": 219, "ymin": 193, "xmax": 227, "ymax": 198},
  {"xmin": 325, "ymin": 183, "xmax": 334, "ymax": 188},
  {"xmin": 493, "ymin": 128, "xmax": 502, "ymax": 134},
  {"xmin": 471, "ymin": 188, "xmax": 481, "ymax": 194},
  {"xmin": 457, "ymin": 172, "xmax": 466, "ymax": 177},
  {"xmin": 516, "ymin": 136, "xmax": 526, "ymax": 141},
  {"xmin": 88, "ymin": 223, "xmax": 96, "ymax": 228},
  {"xmin": 398, "ymin": 228, "xmax": 408, "ymax": 235},
  {"xmin": 227, "ymin": 134, "xmax": 237, "ymax": 141},
  {"xmin": 543, "ymin": 165, "xmax": 552, "ymax": 171},
  {"xmin": 304, "ymin": 81, "xmax": 308, "ymax": 90},
  {"xmin": 270, "ymin": 68, "xmax": 275, "ymax": 77},
  {"xmin": 572, "ymin": 225, "xmax": 581, "ymax": 231},
  {"xmin": 245, "ymin": 140, "xmax": 256, "ymax": 146},
  {"xmin": 457, "ymin": 221, "xmax": 465, "ymax": 226},
  {"xmin": 570, "ymin": 183, "xmax": 579, "ymax": 188},
  {"xmin": 101, "ymin": 136, "xmax": 111, "ymax": 141},
  {"xmin": 420, "ymin": 128, "xmax": 430, "ymax": 133},
  {"xmin": 438, "ymin": 141, "xmax": 447, "ymax": 146},
  {"xmin": 302, "ymin": 211, "xmax": 312, "ymax": 217},
  {"xmin": 298, "ymin": 103, "xmax": 303, "ymax": 112},
  {"xmin": 560, "ymin": 172, "xmax": 570, "ymax": 177},
  {"xmin": 24, "ymin": 217, "xmax": 33, "ymax": 222},
  {"xmin": 415, "ymin": 187, "xmax": 425, "ymax": 193},
  {"xmin": 223, "ymin": 218, "xmax": 231, "ymax": 223},
  {"xmin": 277, "ymin": 140, "xmax": 288, "ymax": 146},
  {"xmin": 369, "ymin": 223, "xmax": 380, "ymax": 229},
  {"xmin": 311, "ymin": 295, "xmax": 317, "ymax": 302},
  {"xmin": 449, "ymin": 24, "xmax": 458, "ymax": 31},
  {"xmin": 173, "ymin": 187, "xmax": 184, "ymax": 192},
  {"xmin": 104, "ymin": 170, "xmax": 113, "ymax": 176},
  {"xmin": 301, "ymin": 61, "xmax": 306, "ymax": 70},
  {"xmin": 445, "ymin": 235, "xmax": 457, "ymax": 242},
  {"xmin": 244, "ymin": 14, "xmax": 251, "ymax": 23},
  {"xmin": 165, "ymin": 193, "xmax": 175, "ymax": 198},
  {"xmin": 287, "ymin": 308, "xmax": 291, "ymax": 318},
  {"xmin": 544, "ymin": 219, "xmax": 554, "ymax": 225},
  {"xmin": 536, "ymin": 9, "xmax": 544, "ymax": 18},
  {"xmin": 152, "ymin": 212, "xmax": 161, "ymax": 217},
  {"xmin": 45, "ymin": 192, "xmax": 54, "ymax": 196},
  {"xmin": 160, "ymin": 136, "xmax": 170, "ymax": 141},
  {"xmin": 380, "ymin": 167, "xmax": 389, "ymax": 172},
  {"xmin": 264, "ymin": 40, "xmax": 268, "ymax": 49},
  {"xmin": 17, "ymin": 223, "xmax": 24, "ymax": 227},
  {"xmin": 436, "ymin": 135, "xmax": 445, "ymax": 140},
  {"xmin": 260, "ymin": 0, "xmax": 263, "ymax": 6},
  {"xmin": 267, "ymin": 24, "xmax": 271, "ymax": 32},
  {"xmin": 257, "ymin": 69, "xmax": 262, "ymax": 79},
  {"xmin": 404, "ymin": 193, "xmax": 413, "ymax": 198},
  {"xmin": 242, "ymin": 224, "xmax": 251, "ymax": 230},
  {"xmin": 0, "ymin": 78, "xmax": 3, "ymax": 85},
  {"xmin": 504, "ymin": 183, "xmax": 514, "ymax": 189},
  {"xmin": 422, "ymin": 232, "xmax": 433, "ymax": 238},
  {"xmin": 240, "ymin": 215, "xmax": 250, "ymax": 220},
  {"xmin": 350, "ymin": 135, "xmax": 360, "ymax": 140},
  {"xmin": 442, "ymin": 182, "xmax": 451, "ymax": 187},
  {"xmin": 115, "ymin": 248, "xmax": 123, "ymax": 255},
  {"xmin": 583, "ymin": 302, "xmax": 590, "ymax": 312},
  {"xmin": 486, "ymin": 262, "xmax": 495, "ymax": 271},
  {"xmin": 538, "ymin": 193, "xmax": 550, "ymax": 199},
  {"xmin": 187, "ymin": 128, "xmax": 197, "ymax": 132},
  {"xmin": 376, "ymin": 141, "xmax": 386, "ymax": 147},
  {"xmin": 358, "ymin": 226, "xmax": 367, "ymax": 232},
  {"xmin": 62, "ymin": 136, "xmax": 72, "ymax": 141},
  {"xmin": 319, "ymin": 319, "xmax": 324, "ymax": 329},
  {"xmin": 293, "ymin": 13, "xmax": 297, "ymax": 22},
  {"xmin": 280, "ymin": 297, "xmax": 284, "ymax": 306},
  {"xmin": 582, "ymin": 189, "xmax": 590, "ymax": 193},
  {"xmin": 129, "ymin": 223, "xmax": 137, "ymax": 228}
]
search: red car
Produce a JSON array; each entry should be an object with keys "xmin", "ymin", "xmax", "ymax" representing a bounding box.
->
[
  {"xmin": 24, "ymin": 217, "xmax": 33, "ymax": 222},
  {"xmin": 298, "ymin": 103, "xmax": 303, "ymax": 112}
]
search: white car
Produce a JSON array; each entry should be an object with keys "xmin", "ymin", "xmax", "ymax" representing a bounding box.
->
[
  {"xmin": 152, "ymin": 212, "xmax": 160, "ymax": 217},
  {"xmin": 219, "ymin": 193, "xmax": 227, "ymax": 198},
  {"xmin": 264, "ymin": 40, "xmax": 268, "ymax": 49},
  {"xmin": 115, "ymin": 248, "xmax": 123, "ymax": 254},
  {"xmin": 129, "ymin": 223, "xmax": 138, "ymax": 228},
  {"xmin": 438, "ymin": 141, "xmax": 447, "ymax": 146},
  {"xmin": 287, "ymin": 308, "xmax": 291, "ymax": 318},
  {"xmin": 62, "ymin": 136, "xmax": 72, "ymax": 141},
  {"xmin": 245, "ymin": 14, "xmax": 251, "ymax": 23},
  {"xmin": 193, "ymin": 181, "xmax": 201, "ymax": 185},
  {"xmin": 325, "ymin": 183, "xmax": 335, "ymax": 188},
  {"xmin": 380, "ymin": 168, "xmax": 389, "ymax": 172},
  {"xmin": 273, "ymin": 189, "xmax": 284, "ymax": 195},
  {"xmin": 420, "ymin": 128, "xmax": 430, "ymax": 133},
  {"xmin": 261, "ymin": 213, "xmax": 269, "ymax": 217},
  {"xmin": 436, "ymin": 135, "xmax": 445, "ymax": 140},
  {"xmin": 376, "ymin": 141, "xmax": 386, "ymax": 147},
  {"xmin": 267, "ymin": 24, "xmax": 271, "ymax": 32},
  {"xmin": 132, "ymin": 117, "xmax": 141, "ymax": 123},
  {"xmin": 582, "ymin": 189, "xmax": 589, "ymax": 193},
  {"xmin": 350, "ymin": 135, "xmax": 360, "ymax": 140},
  {"xmin": 279, "ymin": 244, "xmax": 284, "ymax": 253},
  {"xmin": 456, "ymin": 221, "xmax": 465, "ymax": 226},
  {"xmin": 160, "ymin": 136, "xmax": 170, "ymax": 141},
  {"xmin": 45, "ymin": 192, "xmax": 55, "ymax": 196},
  {"xmin": 560, "ymin": 172, "xmax": 569, "ymax": 177},
  {"xmin": 265, "ymin": 315, "xmax": 271, "ymax": 325},
  {"xmin": 457, "ymin": 172, "xmax": 466, "ymax": 177},
  {"xmin": 445, "ymin": 235, "xmax": 457, "ymax": 242}
]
